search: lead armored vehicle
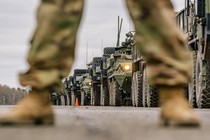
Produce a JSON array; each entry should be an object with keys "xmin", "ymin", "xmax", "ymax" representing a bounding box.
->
[{"xmin": 107, "ymin": 34, "xmax": 133, "ymax": 106}]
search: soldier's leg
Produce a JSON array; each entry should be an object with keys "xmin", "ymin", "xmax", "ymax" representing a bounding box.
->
[
  {"xmin": 0, "ymin": 0, "xmax": 84, "ymax": 125},
  {"xmin": 126, "ymin": 0, "xmax": 200, "ymax": 126}
]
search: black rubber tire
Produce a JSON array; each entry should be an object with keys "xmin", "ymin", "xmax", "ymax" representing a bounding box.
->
[
  {"xmin": 64, "ymin": 95, "xmax": 68, "ymax": 106},
  {"xmin": 132, "ymin": 71, "xmax": 143, "ymax": 107},
  {"xmin": 131, "ymin": 72, "xmax": 136, "ymax": 107},
  {"xmin": 135, "ymin": 71, "xmax": 143, "ymax": 107},
  {"xmin": 57, "ymin": 95, "xmax": 61, "ymax": 105},
  {"xmin": 85, "ymin": 93, "xmax": 91, "ymax": 105},
  {"xmin": 196, "ymin": 57, "xmax": 210, "ymax": 108},
  {"xmin": 188, "ymin": 51, "xmax": 197, "ymax": 107},
  {"xmin": 65, "ymin": 94, "xmax": 70, "ymax": 106},
  {"xmin": 103, "ymin": 86, "xmax": 109, "ymax": 106},
  {"xmin": 142, "ymin": 66, "xmax": 159, "ymax": 107},
  {"xmin": 81, "ymin": 91, "xmax": 85, "ymax": 106},
  {"xmin": 108, "ymin": 80, "xmax": 113, "ymax": 106},
  {"xmin": 71, "ymin": 93, "xmax": 75, "ymax": 106},
  {"xmin": 147, "ymin": 86, "xmax": 159, "ymax": 107},
  {"xmin": 67, "ymin": 93, "xmax": 71, "ymax": 105},
  {"xmin": 51, "ymin": 96, "xmax": 57, "ymax": 105},
  {"xmin": 92, "ymin": 85, "xmax": 101, "ymax": 106},
  {"xmin": 113, "ymin": 80, "xmax": 122, "ymax": 106},
  {"xmin": 142, "ymin": 68, "xmax": 148, "ymax": 107},
  {"xmin": 60, "ymin": 95, "xmax": 66, "ymax": 105}
]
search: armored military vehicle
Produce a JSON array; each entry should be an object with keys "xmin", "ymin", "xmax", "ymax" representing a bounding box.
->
[
  {"xmin": 71, "ymin": 69, "xmax": 88, "ymax": 105},
  {"xmin": 88, "ymin": 57, "xmax": 102, "ymax": 106},
  {"xmin": 176, "ymin": 0, "xmax": 210, "ymax": 108},
  {"xmin": 130, "ymin": 31, "xmax": 159, "ymax": 107},
  {"xmin": 100, "ymin": 47, "xmax": 115, "ymax": 106},
  {"xmin": 79, "ymin": 73, "xmax": 92, "ymax": 105},
  {"xmin": 107, "ymin": 34, "xmax": 133, "ymax": 106}
]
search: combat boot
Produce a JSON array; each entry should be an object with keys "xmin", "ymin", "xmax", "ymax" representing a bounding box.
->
[
  {"xmin": 159, "ymin": 86, "xmax": 200, "ymax": 127},
  {"xmin": 0, "ymin": 89, "xmax": 54, "ymax": 125}
]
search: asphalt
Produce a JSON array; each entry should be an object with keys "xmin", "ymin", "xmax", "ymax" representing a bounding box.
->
[{"xmin": 0, "ymin": 106, "xmax": 210, "ymax": 140}]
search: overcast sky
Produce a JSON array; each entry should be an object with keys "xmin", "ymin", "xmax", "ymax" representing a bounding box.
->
[{"xmin": 0, "ymin": 0, "xmax": 185, "ymax": 88}]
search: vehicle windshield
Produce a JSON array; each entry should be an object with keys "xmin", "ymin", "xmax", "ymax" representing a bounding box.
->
[{"xmin": 76, "ymin": 76, "xmax": 81, "ymax": 81}]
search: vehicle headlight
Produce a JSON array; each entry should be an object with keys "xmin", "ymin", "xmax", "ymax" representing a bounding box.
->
[
  {"xmin": 124, "ymin": 65, "xmax": 130, "ymax": 70},
  {"xmin": 122, "ymin": 64, "xmax": 132, "ymax": 71},
  {"xmin": 88, "ymin": 82, "xmax": 92, "ymax": 86}
]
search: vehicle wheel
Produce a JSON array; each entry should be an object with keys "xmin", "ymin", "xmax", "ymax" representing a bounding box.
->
[
  {"xmin": 108, "ymin": 80, "xmax": 113, "ymax": 106},
  {"xmin": 63, "ymin": 95, "xmax": 68, "ymax": 106},
  {"xmin": 131, "ymin": 72, "xmax": 136, "ymax": 107},
  {"xmin": 60, "ymin": 95, "xmax": 66, "ymax": 105},
  {"xmin": 112, "ymin": 80, "xmax": 122, "ymax": 106},
  {"xmin": 92, "ymin": 84, "xmax": 101, "ymax": 106},
  {"xmin": 81, "ymin": 91, "xmax": 85, "ymax": 106},
  {"xmin": 103, "ymin": 86, "xmax": 110, "ymax": 106},
  {"xmin": 51, "ymin": 95, "xmax": 57, "ymax": 105},
  {"xmin": 188, "ymin": 51, "xmax": 197, "ymax": 107},
  {"xmin": 85, "ymin": 92, "xmax": 91, "ymax": 105},
  {"xmin": 68, "ymin": 93, "xmax": 71, "ymax": 105},
  {"xmin": 196, "ymin": 53, "xmax": 210, "ymax": 108},
  {"xmin": 71, "ymin": 93, "xmax": 75, "ymax": 106},
  {"xmin": 142, "ymin": 68, "xmax": 148, "ymax": 107},
  {"xmin": 57, "ymin": 95, "xmax": 61, "ymax": 105},
  {"xmin": 135, "ymin": 71, "xmax": 143, "ymax": 107},
  {"xmin": 66, "ymin": 94, "xmax": 70, "ymax": 106},
  {"xmin": 147, "ymin": 86, "xmax": 159, "ymax": 107},
  {"xmin": 142, "ymin": 67, "xmax": 159, "ymax": 107}
]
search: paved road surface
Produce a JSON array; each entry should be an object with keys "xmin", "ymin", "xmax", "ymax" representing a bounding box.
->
[{"xmin": 0, "ymin": 106, "xmax": 210, "ymax": 140}]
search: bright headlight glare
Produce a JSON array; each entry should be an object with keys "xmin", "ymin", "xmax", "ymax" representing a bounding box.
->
[
  {"xmin": 124, "ymin": 65, "xmax": 130, "ymax": 70},
  {"xmin": 88, "ymin": 82, "xmax": 92, "ymax": 86}
]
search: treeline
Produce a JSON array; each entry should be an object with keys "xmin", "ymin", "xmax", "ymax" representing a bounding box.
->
[{"xmin": 0, "ymin": 85, "xmax": 28, "ymax": 105}]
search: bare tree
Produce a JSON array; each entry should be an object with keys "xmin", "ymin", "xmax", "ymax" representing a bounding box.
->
[{"xmin": 0, "ymin": 84, "xmax": 28, "ymax": 105}]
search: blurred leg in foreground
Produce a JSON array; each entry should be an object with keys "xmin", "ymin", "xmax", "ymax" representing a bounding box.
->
[
  {"xmin": 126, "ymin": 0, "xmax": 200, "ymax": 126},
  {"xmin": 0, "ymin": 0, "xmax": 84, "ymax": 125}
]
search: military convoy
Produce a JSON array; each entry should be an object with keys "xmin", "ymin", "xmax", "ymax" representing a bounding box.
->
[
  {"xmin": 107, "ymin": 36, "xmax": 133, "ymax": 106},
  {"xmin": 52, "ymin": 1, "xmax": 210, "ymax": 108},
  {"xmin": 51, "ymin": 30, "xmax": 159, "ymax": 107}
]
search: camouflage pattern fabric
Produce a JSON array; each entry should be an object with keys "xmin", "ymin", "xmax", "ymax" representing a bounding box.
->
[
  {"xmin": 20, "ymin": 0, "xmax": 192, "ymax": 92},
  {"xmin": 19, "ymin": 0, "xmax": 84, "ymax": 92},
  {"xmin": 126, "ymin": 0, "xmax": 192, "ymax": 86}
]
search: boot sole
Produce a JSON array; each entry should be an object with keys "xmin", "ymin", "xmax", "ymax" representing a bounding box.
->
[
  {"xmin": 0, "ymin": 115, "xmax": 54, "ymax": 126},
  {"xmin": 161, "ymin": 116, "xmax": 200, "ymax": 127}
]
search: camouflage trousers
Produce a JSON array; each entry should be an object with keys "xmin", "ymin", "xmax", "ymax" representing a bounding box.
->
[
  {"xmin": 19, "ymin": 0, "xmax": 192, "ymax": 92},
  {"xmin": 126, "ymin": 0, "xmax": 192, "ymax": 86},
  {"xmin": 19, "ymin": 0, "xmax": 84, "ymax": 92}
]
